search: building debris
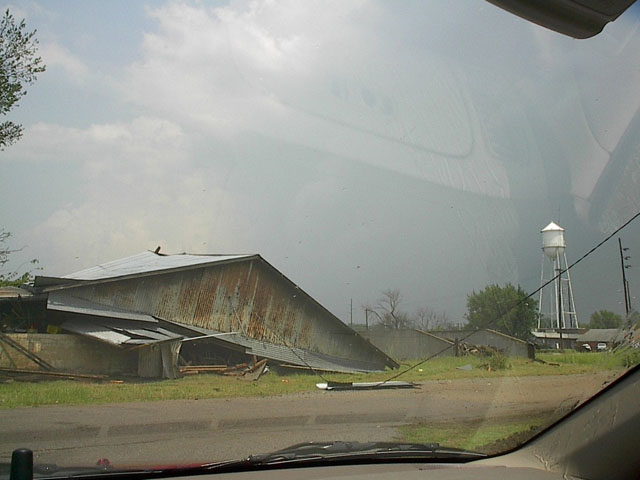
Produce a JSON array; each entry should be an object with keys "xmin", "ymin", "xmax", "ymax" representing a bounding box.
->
[
  {"xmin": 456, "ymin": 342, "xmax": 501, "ymax": 357},
  {"xmin": 315, "ymin": 381, "xmax": 416, "ymax": 391},
  {"xmin": 180, "ymin": 358, "xmax": 269, "ymax": 381}
]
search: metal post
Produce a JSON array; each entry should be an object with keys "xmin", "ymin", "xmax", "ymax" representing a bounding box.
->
[
  {"xmin": 563, "ymin": 250, "xmax": 579, "ymax": 328},
  {"xmin": 556, "ymin": 252, "xmax": 563, "ymax": 329},
  {"xmin": 556, "ymin": 250, "xmax": 564, "ymax": 349},
  {"xmin": 538, "ymin": 253, "xmax": 545, "ymax": 329}
]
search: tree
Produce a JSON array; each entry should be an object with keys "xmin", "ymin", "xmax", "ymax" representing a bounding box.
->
[
  {"xmin": 0, "ymin": 229, "xmax": 38, "ymax": 287},
  {"xmin": 588, "ymin": 310, "xmax": 622, "ymax": 329},
  {"xmin": 1, "ymin": 9, "xmax": 45, "ymax": 149},
  {"xmin": 373, "ymin": 289, "xmax": 415, "ymax": 329},
  {"xmin": 465, "ymin": 283, "xmax": 537, "ymax": 340},
  {"xmin": 413, "ymin": 306, "xmax": 451, "ymax": 330}
]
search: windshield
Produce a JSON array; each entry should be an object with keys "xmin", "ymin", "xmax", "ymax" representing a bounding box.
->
[{"xmin": 1, "ymin": 0, "xmax": 640, "ymax": 473}]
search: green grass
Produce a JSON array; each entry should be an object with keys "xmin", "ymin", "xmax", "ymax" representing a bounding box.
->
[
  {"xmin": 396, "ymin": 414, "xmax": 554, "ymax": 454},
  {"xmin": 0, "ymin": 351, "xmax": 631, "ymax": 409},
  {"xmin": 538, "ymin": 348, "xmax": 640, "ymax": 369}
]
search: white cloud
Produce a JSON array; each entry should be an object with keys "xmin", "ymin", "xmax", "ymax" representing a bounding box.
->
[
  {"xmin": 13, "ymin": 117, "xmax": 251, "ymax": 275},
  {"xmin": 38, "ymin": 42, "xmax": 90, "ymax": 82}
]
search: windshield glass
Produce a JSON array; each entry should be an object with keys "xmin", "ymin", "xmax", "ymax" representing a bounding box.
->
[{"xmin": 1, "ymin": 0, "xmax": 640, "ymax": 472}]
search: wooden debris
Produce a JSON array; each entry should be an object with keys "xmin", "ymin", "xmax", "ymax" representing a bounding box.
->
[
  {"xmin": 179, "ymin": 359, "xmax": 269, "ymax": 380},
  {"xmin": 0, "ymin": 367, "xmax": 107, "ymax": 381},
  {"xmin": 454, "ymin": 340, "xmax": 503, "ymax": 357}
]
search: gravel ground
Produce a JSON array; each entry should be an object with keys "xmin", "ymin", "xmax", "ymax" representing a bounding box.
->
[{"xmin": 0, "ymin": 371, "xmax": 620, "ymax": 467}]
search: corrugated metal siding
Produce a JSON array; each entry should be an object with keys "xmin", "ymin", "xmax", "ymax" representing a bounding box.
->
[{"xmin": 51, "ymin": 258, "xmax": 395, "ymax": 370}]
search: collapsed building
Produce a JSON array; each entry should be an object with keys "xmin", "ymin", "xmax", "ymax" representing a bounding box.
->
[{"xmin": 0, "ymin": 251, "xmax": 397, "ymax": 379}]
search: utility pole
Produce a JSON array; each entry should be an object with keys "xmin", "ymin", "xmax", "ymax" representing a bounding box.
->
[
  {"xmin": 556, "ymin": 259, "xmax": 564, "ymax": 349},
  {"xmin": 365, "ymin": 308, "xmax": 382, "ymax": 330},
  {"xmin": 350, "ymin": 298, "xmax": 353, "ymax": 326},
  {"xmin": 619, "ymin": 238, "xmax": 631, "ymax": 316}
]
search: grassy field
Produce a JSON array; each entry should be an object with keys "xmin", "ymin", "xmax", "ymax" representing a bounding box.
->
[
  {"xmin": 396, "ymin": 413, "xmax": 554, "ymax": 454},
  {"xmin": 0, "ymin": 350, "xmax": 635, "ymax": 409}
]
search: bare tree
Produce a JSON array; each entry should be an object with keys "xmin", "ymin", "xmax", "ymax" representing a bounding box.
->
[
  {"xmin": 375, "ymin": 289, "xmax": 415, "ymax": 329},
  {"xmin": 413, "ymin": 306, "xmax": 451, "ymax": 330}
]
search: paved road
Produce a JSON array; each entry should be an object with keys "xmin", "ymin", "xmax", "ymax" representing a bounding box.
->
[{"xmin": 0, "ymin": 372, "xmax": 617, "ymax": 467}]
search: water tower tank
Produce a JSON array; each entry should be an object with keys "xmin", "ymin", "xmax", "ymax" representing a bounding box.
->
[{"xmin": 541, "ymin": 222, "xmax": 565, "ymax": 258}]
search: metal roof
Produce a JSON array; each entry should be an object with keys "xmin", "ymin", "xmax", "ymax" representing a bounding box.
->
[
  {"xmin": 47, "ymin": 291, "xmax": 157, "ymax": 323},
  {"xmin": 62, "ymin": 251, "xmax": 255, "ymax": 281}
]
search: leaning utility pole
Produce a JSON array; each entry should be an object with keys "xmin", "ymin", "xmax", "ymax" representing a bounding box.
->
[{"xmin": 618, "ymin": 238, "xmax": 631, "ymax": 316}]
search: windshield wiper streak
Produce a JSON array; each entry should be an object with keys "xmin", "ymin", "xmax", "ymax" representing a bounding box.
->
[{"xmin": 245, "ymin": 441, "xmax": 486, "ymax": 465}]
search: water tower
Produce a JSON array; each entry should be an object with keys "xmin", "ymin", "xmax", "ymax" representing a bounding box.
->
[{"xmin": 538, "ymin": 222, "xmax": 579, "ymax": 329}]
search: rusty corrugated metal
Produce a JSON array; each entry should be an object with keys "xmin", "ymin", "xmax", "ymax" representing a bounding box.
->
[{"xmin": 41, "ymin": 254, "xmax": 397, "ymax": 371}]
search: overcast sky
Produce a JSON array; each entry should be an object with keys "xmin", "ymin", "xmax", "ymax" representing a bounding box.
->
[{"xmin": 2, "ymin": 0, "xmax": 640, "ymax": 323}]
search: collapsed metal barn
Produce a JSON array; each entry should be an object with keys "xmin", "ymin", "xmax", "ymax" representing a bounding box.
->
[{"xmin": 0, "ymin": 251, "xmax": 397, "ymax": 378}]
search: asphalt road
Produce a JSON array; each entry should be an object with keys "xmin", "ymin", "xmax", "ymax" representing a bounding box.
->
[{"xmin": 0, "ymin": 372, "xmax": 618, "ymax": 468}]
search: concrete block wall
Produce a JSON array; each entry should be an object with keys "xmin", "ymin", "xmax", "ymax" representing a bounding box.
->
[
  {"xmin": 0, "ymin": 334, "xmax": 137, "ymax": 375},
  {"xmin": 358, "ymin": 329, "xmax": 455, "ymax": 361}
]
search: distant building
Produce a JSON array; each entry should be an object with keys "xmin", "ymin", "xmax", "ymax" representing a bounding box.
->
[
  {"xmin": 531, "ymin": 328, "xmax": 587, "ymax": 350},
  {"xmin": 0, "ymin": 251, "xmax": 397, "ymax": 378},
  {"xmin": 354, "ymin": 327, "xmax": 455, "ymax": 360},
  {"xmin": 352, "ymin": 326, "xmax": 534, "ymax": 360},
  {"xmin": 576, "ymin": 329, "xmax": 622, "ymax": 351}
]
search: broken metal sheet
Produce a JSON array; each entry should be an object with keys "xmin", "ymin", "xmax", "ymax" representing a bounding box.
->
[
  {"xmin": 163, "ymin": 320, "xmax": 385, "ymax": 374},
  {"xmin": 61, "ymin": 318, "xmax": 181, "ymax": 347},
  {"xmin": 47, "ymin": 291, "xmax": 157, "ymax": 323},
  {"xmin": 231, "ymin": 334, "xmax": 385, "ymax": 373},
  {"xmin": 315, "ymin": 381, "xmax": 416, "ymax": 391},
  {"xmin": 62, "ymin": 251, "xmax": 255, "ymax": 281},
  {"xmin": 119, "ymin": 328, "xmax": 181, "ymax": 342},
  {"xmin": 61, "ymin": 319, "xmax": 133, "ymax": 346}
]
